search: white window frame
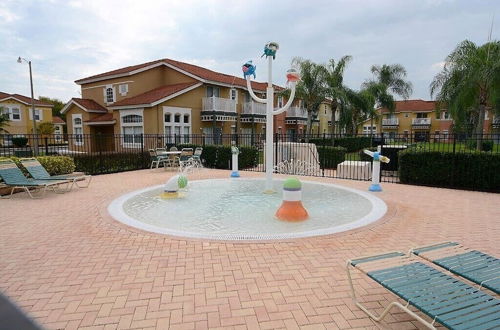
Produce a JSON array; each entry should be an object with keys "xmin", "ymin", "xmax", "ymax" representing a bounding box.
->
[
  {"xmin": 230, "ymin": 88, "xmax": 238, "ymax": 103},
  {"xmin": 206, "ymin": 86, "xmax": 220, "ymax": 98},
  {"xmin": 277, "ymin": 96, "xmax": 283, "ymax": 108},
  {"xmin": 72, "ymin": 114, "xmax": 83, "ymax": 146},
  {"xmin": 120, "ymin": 109, "xmax": 144, "ymax": 148},
  {"xmin": 119, "ymin": 84, "xmax": 128, "ymax": 96},
  {"xmin": 29, "ymin": 108, "xmax": 43, "ymax": 121},
  {"xmin": 104, "ymin": 85, "xmax": 116, "ymax": 104},
  {"xmin": 163, "ymin": 106, "xmax": 191, "ymax": 144},
  {"xmin": 0, "ymin": 105, "xmax": 22, "ymax": 121}
]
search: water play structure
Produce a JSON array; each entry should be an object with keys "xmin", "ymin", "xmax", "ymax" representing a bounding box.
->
[
  {"xmin": 243, "ymin": 42, "xmax": 299, "ymax": 193},
  {"xmin": 363, "ymin": 146, "xmax": 390, "ymax": 192},
  {"xmin": 107, "ymin": 42, "xmax": 388, "ymax": 241}
]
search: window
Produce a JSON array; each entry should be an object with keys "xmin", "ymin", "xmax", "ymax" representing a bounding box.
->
[
  {"xmin": 404, "ymin": 113, "xmax": 409, "ymax": 118},
  {"xmin": 277, "ymin": 96, "xmax": 283, "ymax": 108},
  {"xmin": 441, "ymin": 111, "xmax": 450, "ymax": 120},
  {"xmin": 119, "ymin": 84, "xmax": 128, "ymax": 96},
  {"xmin": 30, "ymin": 109, "xmax": 43, "ymax": 121},
  {"xmin": 416, "ymin": 113, "xmax": 428, "ymax": 118},
  {"xmin": 206, "ymin": 86, "xmax": 220, "ymax": 97},
  {"xmin": 164, "ymin": 107, "xmax": 191, "ymax": 143},
  {"xmin": 0, "ymin": 106, "xmax": 21, "ymax": 121},
  {"xmin": 230, "ymin": 89, "xmax": 238, "ymax": 102},
  {"xmin": 72, "ymin": 114, "xmax": 83, "ymax": 146},
  {"xmin": 120, "ymin": 110, "xmax": 143, "ymax": 147},
  {"xmin": 104, "ymin": 85, "xmax": 115, "ymax": 103},
  {"xmin": 244, "ymin": 92, "xmax": 251, "ymax": 103},
  {"xmin": 362, "ymin": 125, "xmax": 376, "ymax": 134}
]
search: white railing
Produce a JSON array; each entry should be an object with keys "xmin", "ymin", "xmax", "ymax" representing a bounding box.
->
[
  {"xmin": 202, "ymin": 97, "xmax": 236, "ymax": 113},
  {"xmin": 242, "ymin": 101, "xmax": 266, "ymax": 115},
  {"xmin": 286, "ymin": 106, "xmax": 308, "ymax": 119},
  {"xmin": 412, "ymin": 118, "xmax": 431, "ymax": 125},
  {"xmin": 382, "ymin": 118, "xmax": 399, "ymax": 126}
]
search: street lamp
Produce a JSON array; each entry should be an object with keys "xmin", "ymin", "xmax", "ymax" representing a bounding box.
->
[{"xmin": 17, "ymin": 56, "xmax": 39, "ymax": 155}]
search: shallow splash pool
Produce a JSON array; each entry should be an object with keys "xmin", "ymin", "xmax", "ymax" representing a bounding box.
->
[{"xmin": 108, "ymin": 179, "xmax": 387, "ymax": 240}]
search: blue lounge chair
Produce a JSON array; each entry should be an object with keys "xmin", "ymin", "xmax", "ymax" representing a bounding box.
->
[
  {"xmin": 412, "ymin": 242, "xmax": 500, "ymax": 294},
  {"xmin": 0, "ymin": 160, "xmax": 70, "ymax": 199},
  {"xmin": 347, "ymin": 251, "xmax": 500, "ymax": 329},
  {"xmin": 20, "ymin": 158, "xmax": 92, "ymax": 189}
]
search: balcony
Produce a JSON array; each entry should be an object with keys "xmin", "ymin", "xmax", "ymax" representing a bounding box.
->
[
  {"xmin": 382, "ymin": 118, "xmax": 399, "ymax": 128},
  {"xmin": 412, "ymin": 118, "xmax": 431, "ymax": 129},
  {"xmin": 241, "ymin": 102, "xmax": 266, "ymax": 123},
  {"xmin": 201, "ymin": 97, "xmax": 237, "ymax": 122},
  {"xmin": 286, "ymin": 107, "xmax": 307, "ymax": 119},
  {"xmin": 285, "ymin": 107, "xmax": 307, "ymax": 125}
]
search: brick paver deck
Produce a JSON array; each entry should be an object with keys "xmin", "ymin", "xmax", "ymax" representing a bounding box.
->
[{"xmin": 0, "ymin": 169, "xmax": 498, "ymax": 330}]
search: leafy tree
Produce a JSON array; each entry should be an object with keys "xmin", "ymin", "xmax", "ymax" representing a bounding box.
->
[
  {"xmin": 39, "ymin": 96, "xmax": 66, "ymax": 121},
  {"xmin": 38, "ymin": 122, "xmax": 55, "ymax": 135},
  {"xmin": 430, "ymin": 40, "xmax": 500, "ymax": 150},
  {"xmin": 361, "ymin": 64, "xmax": 413, "ymax": 134},
  {"xmin": 324, "ymin": 55, "xmax": 352, "ymax": 137},
  {"xmin": 0, "ymin": 107, "xmax": 10, "ymax": 133},
  {"xmin": 291, "ymin": 57, "xmax": 328, "ymax": 140}
]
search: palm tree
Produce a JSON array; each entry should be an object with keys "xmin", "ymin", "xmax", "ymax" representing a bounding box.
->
[
  {"xmin": 291, "ymin": 57, "xmax": 328, "ymax": 141},
  {"xmin": 430, "ymin": 40, "xmax": 500, "ymax": 150},
  {"xmin": 362, "ymin": 64, "xmax": 413, "ymax": 135},
  {"xmin": 324, "ymin": 55, "xmax": 352, "ymax": 137}
]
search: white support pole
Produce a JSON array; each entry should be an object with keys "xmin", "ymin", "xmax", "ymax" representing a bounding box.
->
[
  {"xmin": 369, "ymin": 145, "xmax": 382, "ymax": 192},
  {"xmin": 264, "ymin": 56, "xmax": 274, "ymax": 193}
]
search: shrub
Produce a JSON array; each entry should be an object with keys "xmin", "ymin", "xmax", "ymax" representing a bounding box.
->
[
  {"xmin": 12, "ymin": 136, "xmax": 28, "ymax": 147},
  {"xmin": 466, "ymin": 139, "xmax": 493, "ymax": 152},
  {"xmin": 317, "ymin": 146, "xmax": 346, "ymax": 169},
  {"xmin": 309, "ymin": 137, "xmax": 372, "ymax": 152},
  {"xmin": 36, "ymin": 156, "xmax": 75, "ymax": 175},
  {"xmin": 399, "ymin": 150, "xmax": 500, "ymax": 192},
  {"xmin": 73, "ymin": 152, "xmax": 150, "ymax": 175}
]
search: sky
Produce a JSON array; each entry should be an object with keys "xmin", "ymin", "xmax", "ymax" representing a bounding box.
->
[{"xmin": 0, "ymin": 0, "xmax": 499, "ymax": 103}]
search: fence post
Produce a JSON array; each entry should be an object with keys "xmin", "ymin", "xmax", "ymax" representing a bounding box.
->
[
  {"xmin": 140, "ymin": 133, "xmax": 144, "ymax": 169},
  {"xmin": 44, "ymin": 137, "xmax": 49, "ymax": 155},
  {"xmin": 452, "ymin": 133, "xmax": 456, "ymax": 154}
]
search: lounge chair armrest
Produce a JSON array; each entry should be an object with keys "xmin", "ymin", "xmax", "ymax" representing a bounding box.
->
[
  {"xmin": 410, "ymin": 241, "xmax": 459, "ymax": 255},
  {"xmin": 349, "ymin": 251, "xmax": 406, "ymax": 266}
]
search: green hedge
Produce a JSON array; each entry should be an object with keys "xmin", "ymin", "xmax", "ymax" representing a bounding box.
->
[
  {"xmin": 177, "ymin": 144, "xmax": 259, "ymax": 169},
  {"xmin": 317, "ymin": 146, "xmax": 346, "ymax": 169},
  {"xmin": 73, "ymin": 152, "xmax": 150, "ymax": 175},
  {"xmin": 466, "ymin": 139, "xmax": 493, "ymax": 152},
  {"xmin": 399, "ymin": 150, "xmax": 500, "ymax": 192},
  {"xmin": 0, "ymin": 156, "xmax": 75, "ymax": 178},
  {"xmin": 310, "ymin": 137, "xmax": 372, "ymax": 152}
]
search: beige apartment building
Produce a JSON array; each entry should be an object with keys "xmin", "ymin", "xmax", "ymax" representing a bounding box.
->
[
  {"xmin": 0, "ymin": 92, "xmax": 66, "ymax": 144},
  {"xmin": 62, "ymin": 58, "xmax": 317, "ymax": 150}
]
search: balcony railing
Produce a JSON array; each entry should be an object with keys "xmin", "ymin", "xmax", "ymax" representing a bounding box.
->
[
  {"xmin": 382, "ymin": 118, "xmax": 399, "ymax": 126},
  {"xmin": 412, "ymin": 118, "xmax": 431, "ymax": 126},
  {"xmin": 202, "ymin": 97, "xmax": 236, "ymax": 113},
  {"xmin": 242, "ymin": 102, "xmax": 266, "ymax": 116},
  {"xmin": 493, "ymin": 117, "xmax": 500, "ymax": 128},
  {"xmin": 286, "ymin": 106, "xmax": 307, "ymax": 119}
]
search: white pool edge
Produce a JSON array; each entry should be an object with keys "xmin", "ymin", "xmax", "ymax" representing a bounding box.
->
[{"xmin": 107, "ymin": 178, "xmax": 387, "ymax": 241}]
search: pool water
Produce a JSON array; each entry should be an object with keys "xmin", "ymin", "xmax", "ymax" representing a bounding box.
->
[{"xmin": 108, "ymin": 179, "xmax": 387, "ymax": 240}]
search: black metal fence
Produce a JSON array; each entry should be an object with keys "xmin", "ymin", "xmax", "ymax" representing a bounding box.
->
[{"xmin": 1, "ymin": 133, "xmax": 499, "ymax": 189}]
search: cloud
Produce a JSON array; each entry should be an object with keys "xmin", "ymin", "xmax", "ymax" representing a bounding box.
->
[{"xmin": 0, "ymin": 0, "xmax": 498, "ymax": 101}]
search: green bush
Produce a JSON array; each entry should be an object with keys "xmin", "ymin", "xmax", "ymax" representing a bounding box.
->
[
  {"xmin": 36, "ymin": 156, "xmax": 75, "ymax": 175},
  {"xmin": 399, "ymin": 150, "xmax": 500, "ymax": 192},
  {"xmin": 73, "ymin": 152, "xmax": 150, "ymax": 175},
  {"xmin": 310, "ymin": 137, "xmax": 372, "ymax": 152},
  {"xmin": 12, "ymin": 136, "xmax": 28, "ymax": 147},
  {"xmin": 466, "ymin": 139, "xmax": 493, "ymax": 152},
  {"xmin": 317, "ymin": 146, "xmax": 346, "ymax": 169}
]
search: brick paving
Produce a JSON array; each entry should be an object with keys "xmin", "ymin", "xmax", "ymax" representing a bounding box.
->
[{"xmin": 0, "ymin": 169, "xmax": 498, "ymax": 330}]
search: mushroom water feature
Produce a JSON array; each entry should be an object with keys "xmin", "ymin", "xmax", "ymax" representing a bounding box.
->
[{"xmin": 243, "ymin": 42, "xmax": 299, "ymax": 193}]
